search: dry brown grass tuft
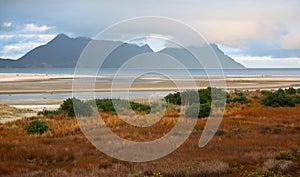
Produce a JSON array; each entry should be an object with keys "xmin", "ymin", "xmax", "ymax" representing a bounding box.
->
[{"xmin": 263, "ymin": 158, "xmax": 296, "ymax": 174}]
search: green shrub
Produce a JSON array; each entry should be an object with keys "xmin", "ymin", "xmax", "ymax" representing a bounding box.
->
[
  {"xmin": 24, "ymin": 120, "xmax": 49, "ymax": 134},
  {"xmin": 198, "ymin": 87, "xmax": 212, "ymax": 104},
  {"xmin": 59, "ymin": 98, "xmax": 93, "ymax": 117},
  {"xmin": 37, "ymin": 109, "xmax": 61, "ymax": 116},
  {"xmin": 285, "ymin": 87, "xmax": 296, "ymax": 95},
  {"xmin": 186, "ymin": 103, "xmax": 211, "ymax": 118},
  {"xmin": 261, "ymin": 89, "xmax": 295, "ymax": 107},
  {"xmin": 93, "ymin": 98, "xmax": 151, "ymax": 114},
  {"xmin": 130, "ymin": 101, "xmax": 151, "ymax": 113},
  {"xmin": 181, "ymin": 90, "xmax": 199, "ymax": 105},
  {"xmin": 290, "ymin": 95, "xmax": 300, "ymax": 104},
  {"xmin": 232, "ymin": 95, "xmax": 250, "ymax": 104},
  {"xmin": 227, "ymin": 90, "xmax": 250, "ymax": 104},
  {"xmin": 275, "ymin": 151, "xmax": 294, "ymax": 161},
  {"xmin": 185, "ymin": 103, "xmax": 200, "ymax": 118},
  {"xmin": 199, "ymin": 102, "xmax": 211, "ymax": 117},
  {"xmin": 297, "ymin": 88, "xmax": 300, "ymax": 93},
  {"xmin": 165, "ymin": 92, "xmax": 181, "ymax": 105},
  {"xmin": 261, "ymin": 90, "xmax": 272, "ymax": 96},
  {"xmin": 165, "ymin": 87, "xmax": 227, "ymax": 106},
  {"xmin": 150, "ymin": 102, "xmax": 165, "ymax": 113}
]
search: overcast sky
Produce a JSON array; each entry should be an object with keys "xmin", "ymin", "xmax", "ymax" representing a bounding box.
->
[{"xmin": 1, "ymin": 0, "xmax": 300, "ymax": 68}]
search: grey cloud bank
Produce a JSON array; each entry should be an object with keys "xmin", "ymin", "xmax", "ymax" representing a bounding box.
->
[{"xmin": 0, "ymin": 0, "xmax": 300, "ymax": 67}]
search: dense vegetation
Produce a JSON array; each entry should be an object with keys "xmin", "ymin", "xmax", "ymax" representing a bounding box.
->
[
  {"xmin": 92, "ymin": 98, "xmax": 153, "ymax": 114},
  {"xmin": 38, "ymin": 98, "xmax": 93, "ymax": 117},
  {"xmin": 61, "ymin": 98, "xmax": 93, "ymax": 117},
  {"xmin": 185, "ymin": 103, "xmax": 211, "ymax": 118},
  {"xmin": 24, "ymin": 120, "xmax": 49, "ymax": 134},
  {"xmin": 38, "ymin": 98, "xmax": 157, "ymax": 117},
  {"xmin": 165, "ymin": 87, "xmax": 248, "ymax": 118},
  {"xmin": 227, "ymin": 90, "xmax": 250, "ymax": 104},
  {"xmin": 261, "ymin": 88, "xmax": 300, "ymax": 107},
  {"xmin": 165, "ymin": 87, "xmax": 250, "ymax": 106},
  {"xmin": 37, "ymin": 87, "xmax": 300, "ymax": 119}
]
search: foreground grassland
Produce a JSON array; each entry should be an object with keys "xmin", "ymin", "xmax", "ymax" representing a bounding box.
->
[{"xmin": 1, "ymin": 90, "xmax": 300, "ymax": 177}]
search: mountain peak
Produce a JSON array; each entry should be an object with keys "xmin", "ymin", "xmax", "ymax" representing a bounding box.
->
[{"xmin": 54, "ymin": 33, "xmax": 70, "ymax": 40}]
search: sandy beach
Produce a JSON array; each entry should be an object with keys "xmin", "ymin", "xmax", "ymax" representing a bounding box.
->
[{"xmin": 0, "ymin": 73, "xmax": 299, "ymax": 94}]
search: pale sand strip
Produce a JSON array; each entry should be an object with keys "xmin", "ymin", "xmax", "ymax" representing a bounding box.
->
[{"xmin": 0, "ymin": 74, "xmax": 299, "ymax": 94}]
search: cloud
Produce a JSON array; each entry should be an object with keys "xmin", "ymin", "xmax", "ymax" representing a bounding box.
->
[
  {"xmin": 279, "ymin": 24, "xmax": 300, "ymax": 49},
  {"xmin": 3, "ymin": 22, "xmax": 12, "ymax": 27},
  {"xmin": 1, "ymin": 0, "xmax": 299, "ymax": 47},
  {"xmin": 0, "ymin": 23, "xmax": 56, "ymax": 59},
  {"xmin": 23, "ymin": 24, "xmax": 53, "ymax": 32},
  {"xmin": 234, "ymin": 56, "xmax": 300, "ymax": 68},
  {"xmin": 218, "ymin": 41, "xmax": 300, "ymax": 58},
  {"xmin": 0, "ymin": 34, "xmax": 14, "ymax": 39},
  {"xmin": 0, "ymin": 0, "xmax": 299, "ymax": 67},
  {"xmin": 3, "ymin": 42, "xmax": 41, "ymax": 53},
  {"xmin": 0, "ymin": 35, "xmax": 55, "ymax": 59}
]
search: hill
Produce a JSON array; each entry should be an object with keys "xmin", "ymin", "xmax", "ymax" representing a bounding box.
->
[{"xmin": 0, "ymin": 34, "xmax": 245, "ymax": 69}]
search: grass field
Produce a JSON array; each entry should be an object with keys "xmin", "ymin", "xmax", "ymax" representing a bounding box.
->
[{"xmin": 0, "ymin": 91, "xmax": 300, "ymax": 176}]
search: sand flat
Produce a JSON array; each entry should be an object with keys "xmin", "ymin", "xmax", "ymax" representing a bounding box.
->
[{"xmin": 0, "ymin": 74, "xmax": 300, "ymax": 94}]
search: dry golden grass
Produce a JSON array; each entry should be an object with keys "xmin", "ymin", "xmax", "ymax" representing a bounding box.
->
[
  {"xmin": 0, "ymin": 104, "xmax": 34, "ymax": 123},
  {"xmin": 0, "ymin": 92, "xmax": 300, "ymax": 176}
]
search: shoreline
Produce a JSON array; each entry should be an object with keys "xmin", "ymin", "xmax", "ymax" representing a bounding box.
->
[
  {"xmin": 0, "ymin": 73, "xmax": 299, "ymax": 124},
  {"xmin": 0, "ymin": 73, "xmax": 300, "ymax": 105}
]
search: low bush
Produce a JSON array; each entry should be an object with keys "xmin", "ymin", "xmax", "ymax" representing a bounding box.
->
[
  {"xmin": 227, "ymin": 90, "xmax": 250, "ymax": 104},
  {"xmin": 24, "ymin": 120, "xmax": 49, "ymax": 134},
  {"xmin": 261, "ymin": 89, "xmax": 296, "ymax": 107},
  {"xmin": 94, "ymin": 98, "xmax": 117, "ymax": 113},
  {"xmin": 275, "ymin": 151, "xmax": 294, "ymax": 161},
  {"xmin": 261, "ymin": 90, "xmax": 272, "ymax": 96},
  {"xmin": 93, "ymin": 98, "xmax": 152, "ymax": 114},
  {"xmin": 185, "ymin": 103, "xmax": 199, "ymax": 118},
  {"xmin": 38, "ymin": 98, "xmax": 93, "ymax": 117},
  {"xmin": 60, "ymin": 98, "xmax": 93, "ymax": 117},
  {"xmin": 37, "ymin": 109, "xmax": 61, "ymax": 116},
  {"xmin": 165, "ymin": 87, "xmax": 227, "ymax": 106},
  {"xmin": 199, "ymin": 102, "xmax": 211, "ymax": 117},
  {"xmin": 263, "ymin": 158, "xmax": 295, "ymax": 174},
  {"xmin": 231, "ymin": 95, "xmax": 250, "ymax": 104},
  {"xmin": 165, "ymin": 92, "xmax": 181, "ymax": 105},
  {"xmin": 149, "ymin": 102, "xmax": 165, "ymax": 113},
  {"xmin": 185, "ymin": 102, "xmax": 211, "ymax": 118},
  {"xmin": 285, "ymin": 87, "xmax": 296, "ymax": 95},
  {"xmin": 130, "ymin": 101, "xmax": 151, "ymax": 113},
  {"xmin": 290, "ymin": 95, "xmax": 300, "ymax": 104}
]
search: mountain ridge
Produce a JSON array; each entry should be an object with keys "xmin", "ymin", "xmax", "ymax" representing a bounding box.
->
[{"xmin": 0, "ymin": 33, "xmax": 245, "ymax": 68}]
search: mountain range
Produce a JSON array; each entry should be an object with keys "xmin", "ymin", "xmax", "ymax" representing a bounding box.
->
[{"xmin": 0, "ymin": 33, "xmax": 245, "ymax": 68}]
